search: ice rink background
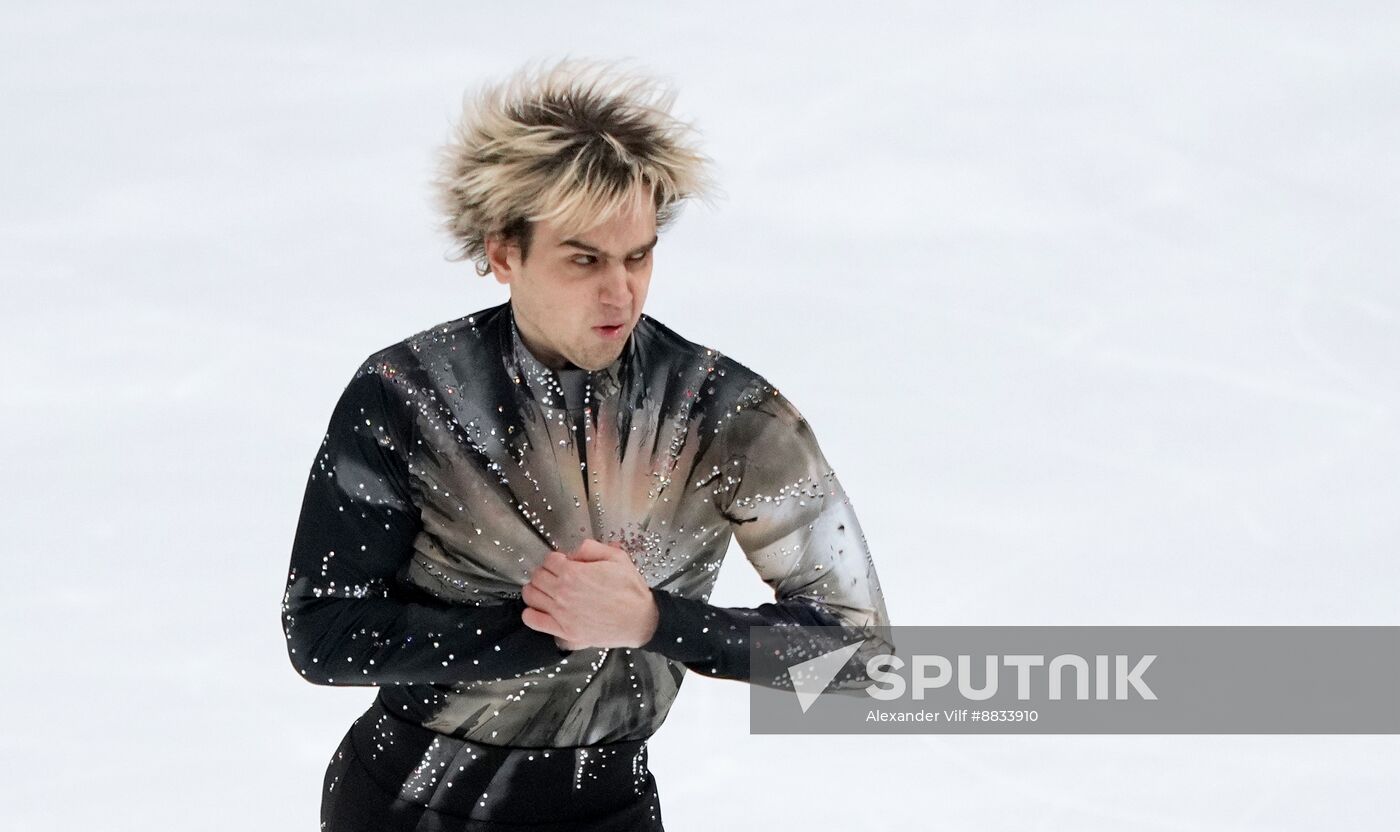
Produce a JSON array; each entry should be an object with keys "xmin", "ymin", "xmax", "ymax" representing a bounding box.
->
[{"xmin": 3, "ymin": 2, "xmax": 1397, "ymax": 829}]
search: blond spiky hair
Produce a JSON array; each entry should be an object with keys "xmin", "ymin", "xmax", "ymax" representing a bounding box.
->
[{"xmin": 433, "ymin": 57, "xmax": 716, "ymax": 276}]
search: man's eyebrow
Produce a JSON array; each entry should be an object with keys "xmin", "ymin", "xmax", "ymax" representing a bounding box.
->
[{"xmin": 560, "ymin": 235, "xmax": 660, "ymax": 256}]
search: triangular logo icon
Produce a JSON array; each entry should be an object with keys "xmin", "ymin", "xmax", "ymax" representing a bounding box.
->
[{"xmin": 789, "ymin": 640, "xmax": 865, "ymax": 713}]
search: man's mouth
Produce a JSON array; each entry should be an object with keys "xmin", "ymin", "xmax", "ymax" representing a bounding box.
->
[{"xmin": 593, "ymin": 323, "xmax": 626, "ymax": 338}]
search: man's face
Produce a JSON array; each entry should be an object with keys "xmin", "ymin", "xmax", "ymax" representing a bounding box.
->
[{"xmin": 488, "ymin": 186, "xmax": 658, "ymax": 372}]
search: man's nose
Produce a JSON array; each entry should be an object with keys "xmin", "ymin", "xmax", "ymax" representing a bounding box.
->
[{"xmin": 599, "ymin": 261, "xmax": 631, "ymax": 307}]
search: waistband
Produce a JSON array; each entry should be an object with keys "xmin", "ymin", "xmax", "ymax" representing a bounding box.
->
[{"xmin": 347, "ymin": 694, "xmax": 654, "ymax": 822}]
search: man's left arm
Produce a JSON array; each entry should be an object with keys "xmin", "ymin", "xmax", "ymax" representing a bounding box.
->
[{"xmin": 640, "ymin": 381, "xmax": 896, "ymax": 689}]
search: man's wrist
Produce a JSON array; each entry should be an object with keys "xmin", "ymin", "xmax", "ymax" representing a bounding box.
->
[
  {"xmin": 634, "ymin": 588, "xmax": 660, "ymax": 648},
  {"xmin": 639, "ymin": 586, "xmax": 686, "ymax": 654}
]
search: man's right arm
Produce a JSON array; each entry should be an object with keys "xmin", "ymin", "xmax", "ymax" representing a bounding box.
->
[
  {"xmin": 640, "ymin": 379, "xmax": 895, "ymax": 691},
  {"xmin": 280, "ymin": 356, "xmax": 571, "ymax": 686}
]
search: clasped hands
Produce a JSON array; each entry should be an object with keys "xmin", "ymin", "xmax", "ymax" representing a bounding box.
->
[{"xmin": 521, "ymin": 538, "xmax": 660, "ymax": 652}]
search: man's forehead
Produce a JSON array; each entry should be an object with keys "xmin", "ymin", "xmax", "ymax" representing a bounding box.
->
[
  {"xmin": 537, "ymin": 208, "xmax": 658, "ymax": 252},
  {"xmin": 536, "ymin": 187, "xmax": 657, "ymax": 251},
  {"xmin": 557, "ymin": 231, "xmax": 659, "ymax": 254}
]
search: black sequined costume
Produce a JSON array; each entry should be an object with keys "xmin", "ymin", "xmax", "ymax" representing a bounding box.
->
[{"xmin": 282, "ymin": 300, "xmax": 892, "ymax": 829}]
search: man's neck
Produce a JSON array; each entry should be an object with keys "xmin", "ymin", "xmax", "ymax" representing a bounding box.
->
[{"xmin": 509, "ymin": 307, "xmax": 569, "ymax": 371}]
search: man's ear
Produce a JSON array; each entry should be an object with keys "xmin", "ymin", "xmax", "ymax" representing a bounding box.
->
[{"xmin": 485, "ymin": 232, "xmax": 516, "ymax": 285}]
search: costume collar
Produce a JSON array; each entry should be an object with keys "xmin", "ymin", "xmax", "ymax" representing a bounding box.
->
[{"xmin": 504, "ymin": 301, "xmax": 630, "ymax": 410}]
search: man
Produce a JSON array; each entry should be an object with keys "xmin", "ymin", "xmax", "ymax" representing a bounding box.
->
[{"xmin": 282, "ymin": 58, "xmax": 893, "ymax": 831}]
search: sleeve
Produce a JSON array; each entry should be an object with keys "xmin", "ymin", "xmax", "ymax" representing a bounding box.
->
[
  {"xmin": 280, "ymin": 356, "xmax": 572, "ymax": 686},
  {"xmin": 640, "ymin": 381, "xmax": 896, "ymax": 692}
]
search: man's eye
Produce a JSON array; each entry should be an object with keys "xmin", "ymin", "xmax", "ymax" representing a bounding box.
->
[
  {"xmin": 571, "ymin": 255, "xmax": 596, "ymax": 266},
  {"xmin": 628, "ymin": 250, "xmax": 648, "ymax": 261}
]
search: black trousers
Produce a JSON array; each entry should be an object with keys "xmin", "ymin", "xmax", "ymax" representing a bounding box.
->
[{"xmin": 321, "ymin": 694, "xmax": 665, "ymax": 831}]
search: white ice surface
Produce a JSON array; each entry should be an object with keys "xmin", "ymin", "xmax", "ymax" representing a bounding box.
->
[{"xmin": 2, "ymin": 2, "xmax": 1397, "ymax": 829}]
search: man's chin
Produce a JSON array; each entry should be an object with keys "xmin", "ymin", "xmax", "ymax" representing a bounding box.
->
[{"xmin": 574, "ymin": 349, "xmax": 623, "ymax": 372}]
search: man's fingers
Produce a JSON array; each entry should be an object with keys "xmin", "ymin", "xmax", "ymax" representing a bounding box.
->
[
  {"xmin": 529, "ymin": 569, "xmax": 563, "ymax": 597},
  {"xmin": 521, "ymin": 581, "xmax": 557, "ymax": 613},
  {"xmin": 570, "ymin": 538, "xmax": 627, "ymax": 563},
  {"xmin": 522, "ymin": 606, "xmax": 565, "ymax": 638},
  {"xmin": 541, "ymin": 550, "xmax": 571, "ymax": 576}
]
